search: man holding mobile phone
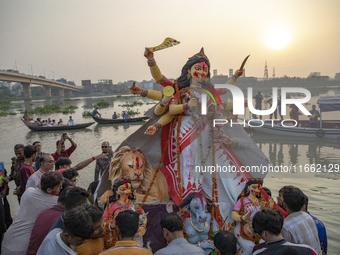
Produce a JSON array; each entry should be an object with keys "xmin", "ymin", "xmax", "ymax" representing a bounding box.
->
[
  {"xmin": 94, "ymin": 141, "xmax": 113, "ymax": 181},
  {"xmin": 51, "ymin": 133, "xmax": 77, "ymax": 161}
]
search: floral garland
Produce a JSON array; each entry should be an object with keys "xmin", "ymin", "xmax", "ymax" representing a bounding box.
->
[
  {"xmin": 174, "ymin": 81, "xmax": 190, "ymax": 241},
  {"xmin": 104, "ymin": 197, "xmax": 117, "ymax": 249},
  {"xmin": 175, "ymin": 81, "xmax": 184, "ymax": 220}
]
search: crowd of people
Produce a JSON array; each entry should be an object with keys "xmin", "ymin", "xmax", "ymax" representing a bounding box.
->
[
  {"xmin": 0, "ymin": 132, "xmax": 327, "ymax": 255},
  {"xmin": 24, "ymin": 112, "xmax": 76, "ymax": 127},
  {"xmin": 92, "ymin": 107, "xmax": 131, "ymax": 120}
]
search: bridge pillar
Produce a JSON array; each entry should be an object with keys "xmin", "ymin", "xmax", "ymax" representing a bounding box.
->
[
  {"xmin": 44, "ymin": 86, "xmax": 51, "ymax": 98},
  {"xmin": 58, "ymin": 88, "xmax": 65, "ymax": 97},
  {"xmin": 22, "ymin": 82, "xmax": 31, "ymax": 100},
  {"xmin": 44, "ymin": 98, "xmax": 52, "ymax": 106},
  {"xmin": 24, "ymin": 100, "xmax": 33, "ymax": 111}
]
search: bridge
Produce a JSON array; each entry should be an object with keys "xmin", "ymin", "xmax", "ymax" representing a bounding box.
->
[{"xmin": 0, "ymin": 70, "xmax": 83, "ymax": 99}]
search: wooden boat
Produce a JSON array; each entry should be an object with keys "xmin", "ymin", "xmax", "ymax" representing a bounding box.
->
[
  {"xmin": 89, "ymin": 113, "xmax": 149, "ymax": 124},
  {"xmin": 21, "ymin": 118, "xmax": 95, "ymax": 131},
  {"xmin": 241, "ymin": 96, "xmax": 340, "ymax": 140}
]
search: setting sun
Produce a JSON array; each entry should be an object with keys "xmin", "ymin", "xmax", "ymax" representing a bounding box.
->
[{"xmin": 265, "ymin": 25, "xmax": 293, "ymax": 50}]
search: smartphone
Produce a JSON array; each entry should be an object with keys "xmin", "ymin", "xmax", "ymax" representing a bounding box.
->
[
  {"xmin": 62, "ymin": 132, "xmax": 67, "ymax": 138},
  {"xmin": 108, "ymin": 146, "xmax": 112, "ymax": 151}
]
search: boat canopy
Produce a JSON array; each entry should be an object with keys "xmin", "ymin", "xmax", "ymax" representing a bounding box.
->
[{"xmin": 317, "ymin": 96, "xmax": 340, "ymax": 112}]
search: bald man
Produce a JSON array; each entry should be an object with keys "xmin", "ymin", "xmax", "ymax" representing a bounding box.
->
[{"xmin": 94, "ymin": 141, "xmax": 113, "ymax": 181}]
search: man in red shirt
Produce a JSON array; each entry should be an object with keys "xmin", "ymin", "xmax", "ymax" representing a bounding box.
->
[
  {"xmin": 19, "ymin": 145, "xmax": 37, "ymax": 196},
  {"xmin": 51, "ymin": 133, "xmax": 77, "ymax": 160}
]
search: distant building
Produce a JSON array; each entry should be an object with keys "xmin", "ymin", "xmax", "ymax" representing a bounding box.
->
[
  {"xmin": 97, "ymin": 79, "xmax": 113, "ymax": 93},
  {"xmin": 229, "ymin": 69, "xmax": 233, "ymax": 77},
  {"xmin": 81, "ymin": 80, "xmax": 93, "ymax": 94},
  {"xmin": 57, "ymin": 78, "xmax": 67, "ymax": 84},
  {"xmin": 140, "ymin": 80, "xmax": 154, "ymax": 90},
  {"xmin": 211, "ymin": 74, "xmax": 229, "ymax": 84},
  {"xmin": 335, "ymin": 73, "xmax": 340, "ymax": 81},
  {"xmin": 98, "ymin": 79, "xmax": 113, "ymax": 86},
  {"xmin": 307, "ymin": 72, "xmax": 329, "ymax": 81},
  {"xmin": 308, "ymin": 72, "xmax": 321, "ymax": 78}
]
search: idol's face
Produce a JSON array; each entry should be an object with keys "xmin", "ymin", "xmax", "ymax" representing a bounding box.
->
[
  {"xmin": 118, "ymin": 183, "xmax": 132, "ymax": 198},
  {"xmin": 248, "ymin": 183, "xmax": 262, "ymax": 196},
  {"xmin": 121, "ymin": 154, "xmax": 145, "ymax": 189},
  {"xmin": 189, "ymin": 62, "xmax": 209, "ymax": 81}
]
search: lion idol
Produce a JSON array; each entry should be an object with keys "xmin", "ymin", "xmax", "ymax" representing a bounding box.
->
[{"xmin": 98, "ymin": 146, "xmax": 169, "ymax": 205}]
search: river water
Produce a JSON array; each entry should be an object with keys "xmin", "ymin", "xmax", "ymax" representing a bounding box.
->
[{"xmin": 1, "ymin": 91, "xmax": 339, "ymax": 253}]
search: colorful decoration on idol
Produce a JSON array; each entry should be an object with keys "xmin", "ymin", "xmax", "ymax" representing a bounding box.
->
[
  {"xmin": 177, "ymin": 193, "xmax": 218, "ymax": 254},
  {"xmin": 103, "ymin": 178, "xmax": 147, "ymax": 249},
  {"xmin": 231, "ymin": 178, "xmax": 274, "ymax": 255},
  {"xmin": 147, "ymin": 37, "xmax": 180, "ymax": 52},
  {"xmin": 98, "ymin": 146, "xmax": 169, "ymax": 205},
  {"xmin": 125, "ymin": 41, "xmax": 261, "ymax": 253}
]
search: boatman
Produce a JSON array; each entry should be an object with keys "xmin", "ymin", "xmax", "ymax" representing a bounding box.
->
[
  {"xmin": 254, "ymin": 91, "xmax": 264, "ymax": 120},
  {"xmin": 309, "ymin": 105, "xmax": 320, "ymax": 128},
  {"xmin": 112, "ymin": 112, "xmax": 117, "ymax": 119},
  {"xmin": 122, "ymin": 111, "xmax": 131, "ymax": 119},
  {"xmin": 92, "ymin": 106, "xmax": 101, "ymax": 118},
  {"xmin": 67, "ymin": 116, "xmax": 75, "ymax": 125}
]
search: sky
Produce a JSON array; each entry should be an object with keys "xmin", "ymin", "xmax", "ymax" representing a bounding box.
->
[{"xmin": 1, "ymin": 0, "xmax": 340, "ymax": 85}]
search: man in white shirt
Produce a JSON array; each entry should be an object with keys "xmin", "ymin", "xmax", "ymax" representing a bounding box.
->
[
  {"xmin": 67, "ymin": 116, "xmax": 75, "ymax": 125},
  {"xmin": 281, "ymin": 186, "xmax": 322, "ymax": 255},
  {"xmin": 1, "ymin": 171, "xmax": 64, "ymax": 255}
]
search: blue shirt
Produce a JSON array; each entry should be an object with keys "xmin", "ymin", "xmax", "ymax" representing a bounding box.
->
[
  {"xmin": 49, "ymin": 214, "xmax": 64, "ymax": 232},
  {"xmin": 37, "ymin": 228, "xmax": 76, "ymax": 255},
  {"xmin": 255, "ymin": 94, "xmax": 263, "ymax": 105},
  {"xmin": 309, "ymin": 110, "xmax": 320, "ymax": 122},
  {"xmin": 92, "ymin": 109, "xmax": 99, "ymax": 116},
  {"xmin": 122, "ymin": 113, "xmax": 130, "ymax": 119},
  {"xmin": 309, "ymin": 212, "xmax": 327, "ymax": 254},
  {"xmin": 0, "ymin": 161, "xmax": 7, "ymax": 193}
]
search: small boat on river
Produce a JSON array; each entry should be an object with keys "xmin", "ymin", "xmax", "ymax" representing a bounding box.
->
[
  {"xmin": 242, "ymin": 96, "xmax": 340, "ymax": 140},
  {"xmin": 21, "ymin": 118, "xmax": 95, "ymax": 131},
  {"xmin": 89, "ymin": 113, "xmax": 149, "ymax": 124}
]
